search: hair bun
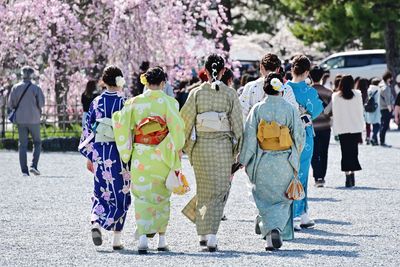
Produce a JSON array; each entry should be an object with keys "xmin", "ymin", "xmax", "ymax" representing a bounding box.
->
[{"xmin": 102, "ymin": 65, "xmax": 123, "ymax": 87}]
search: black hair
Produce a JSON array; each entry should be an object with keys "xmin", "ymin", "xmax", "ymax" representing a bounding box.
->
[
  {"xmin": 310, "ymin": 66, "xmax": 324, "ymax": 83},
  {"xmin": 284, "ymin": 71, "xmax": 293, "ymax": 81},
  {"xmin": 382, "ymin": 70, "xmax": 392, "ymax": 82},
  {"xmin": 205, "ymin": 54, "xmax": 225, "ymax": 91},
  {"xmin": 356, "ymin": 78, "xmax": 369, "ymax": 103},
  {"xmin": 240, "ymin": 74, "xmax": 250, "ymax": 87},
  {"xmin": 263, "ymin": 72, "xmax": 284, "ymax": 96},
  {"xmin": 144, "ymin": 66, "xmax": 166, "ymax": 86},
  {"xmin": 140, "ymin": 61, "xmax": 150, "ymax": 72},
  {"xmin": 260, "ymin": 53, "xmax": 281, "ymax": 72},
  {"xmin": 220, "ymin": 68, "xmax": 234, "ymax": 86},
  {"xmin": 292, "ymin": 55, "xmax": 311, "ymax": 76},
  {"xmin": 371, "ymin": 78, "xmax": 381, "ymax": 86},
  {"xmin": 101, "ymin": 65, "xmax": 123, "ymax": 87},
  {"xmin": 333, "ymin": 74, "xmax": 343, "ymax": 92},
  {"xmin": 338, "ymin": 75, "xmax": 355, "ymax": 100},
  {"xmin": 84, "ymin": 80, "xmax": 97, "ymax": 96}
]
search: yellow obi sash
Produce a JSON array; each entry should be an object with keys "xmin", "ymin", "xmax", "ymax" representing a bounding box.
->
[{"xmin": 257, "ymin": 120, "xmax": 293, "ymax": 151}]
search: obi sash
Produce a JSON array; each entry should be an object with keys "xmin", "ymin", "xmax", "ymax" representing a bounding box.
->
[
  {"xmin": 196, "ymin": 111, "xmax": 231, "ymax": 132},
  {"xmin": 257, "ymin": 120, "xmax": 293, "ymax": 151},
  {"xmin": 134, "ymin": 116, "xmax": 169, "ymax": 145},
  {"xmin": 95, "ymin": 118, "xmax": 115, "ymax": 143}
]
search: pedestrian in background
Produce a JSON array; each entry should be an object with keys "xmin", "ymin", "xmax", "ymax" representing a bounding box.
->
[
  {"xmin": 364, "ymin": 79, "xmax": 381, "ymax": 145},
  {"xmin": 81, "ymin": 80, "xmax": 99, "ymax": 128},
  {"xmin": 310, "ymin": 66, "xmax": 332, "ymax": 187},
  {"xmin": 8, "ymin": 66, "xmax": 45, "ymax": 176},
  {"xmin": 379, "ymin": 71, "xmax": 394, "ymax": 147},
  {"xmin": 332, "ymin": 75, "xmax": 364, "ymax": 187}
]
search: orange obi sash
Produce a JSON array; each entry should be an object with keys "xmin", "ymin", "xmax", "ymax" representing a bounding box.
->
[
  {"xmin": 257, "ymin": 120, "xmax": 293, "ymax": 151},
  {"xmin": 134, "ymin": 116, "xmax": 169, "ymax": 145}
]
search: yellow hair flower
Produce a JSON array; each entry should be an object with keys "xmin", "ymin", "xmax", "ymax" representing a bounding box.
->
[{"xmin": 140, "ymin": 74, "xmax": 148, "ymax": 86}]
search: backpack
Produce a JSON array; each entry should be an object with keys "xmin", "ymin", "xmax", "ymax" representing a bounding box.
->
[{"xmin": 364, "ymin": 90, "xmax": 378, "ymax": 113}]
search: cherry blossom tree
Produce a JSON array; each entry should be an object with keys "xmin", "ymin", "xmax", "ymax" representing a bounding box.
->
[{"xmin": 0, "ymin": 0, "xmax": 229, "ymax": 121}]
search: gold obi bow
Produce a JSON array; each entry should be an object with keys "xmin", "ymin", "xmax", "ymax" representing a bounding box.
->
[{"xmin": 257, "ymin": 120, "xmax": 293, "ymax": 151}]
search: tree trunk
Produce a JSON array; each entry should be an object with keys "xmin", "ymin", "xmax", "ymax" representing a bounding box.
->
[
  {"xmin": 219, "ymin": 0, "xmax": 232, "ymax": 53},
  {"xmin": 384, "ymin": 20, "xmax": 400, "ymax": 77}
]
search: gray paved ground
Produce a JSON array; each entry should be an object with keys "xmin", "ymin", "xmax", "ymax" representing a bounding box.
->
[{"xmin": 1, "ymin": 131, "xmax": 400, "ymax": 267}]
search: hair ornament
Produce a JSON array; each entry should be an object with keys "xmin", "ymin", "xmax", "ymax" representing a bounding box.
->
[
  {"xmin": 140, "ymin": 74, "xmax": 148, "ymax": 86},
  {"xmin": 271, "ymin": 78, "xmax": 283, "ymax": 92},
  {"xmin": 115, "ymin": 76, "xmax": 126, "ymax": 88}
]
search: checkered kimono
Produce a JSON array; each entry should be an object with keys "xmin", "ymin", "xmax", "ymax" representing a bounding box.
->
[{"xmin": 180, "ymin": 82, "xmax": 243, "ymax": 235}]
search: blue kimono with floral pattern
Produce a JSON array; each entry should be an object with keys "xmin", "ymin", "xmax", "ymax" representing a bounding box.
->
[
  {"xmin": 286, "ymin": 81, "xmax": 323, "ymax": 218},
  {"xmin": 79, "ymin": 91, "xmax": 131, "ymax": 231}
]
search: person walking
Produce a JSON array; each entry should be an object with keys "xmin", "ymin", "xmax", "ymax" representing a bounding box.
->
[
  {"xmin": 286, "ymin": 55, "xmax": 323, "ymax": 231},
  {"xmin": 240, "ymin": 72, "xmax": 305, "ymax": 251},
  {"xmin": 180, "ymin": 54, "xmax": 243, "ymax": 252},
  {"xmin": 364, "ymin": 79, "xmax": 381, "ymax": 146},
  {"xmin": 8, "ymin": 66, "xmax": 45, "ymax": 176},
  {"xmin": 79, "ymin": 66, "xmax": 131, "ymax": 250},
  {"xmin": 113, "ymin": 66, "xmax": 185, "ymax": 254},
  {"xmin": 379, "ymin": 71, "xmax": 394, "ymax": 147},
  {"xmin": 332, "ymin": 75, "xmax": 364, "ymax": 187},
  {"xmin": 81, "ymin": 80, "xmax": 99, "ymax": 128},
  {"xmin": 309, "ymin": 66, "xmax": 333, "ymax": 187}
]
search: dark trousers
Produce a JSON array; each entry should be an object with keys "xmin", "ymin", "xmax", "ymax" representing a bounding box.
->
[
  {"xmin": 17, "ymin": 124, "xmax": 41, "ymax": 173},
  {"xmin": 371, "ymin": 123, "xmax": 380, "ymax": 143},
  {"xmin": 380, "ymin": 109, "xmax": 391, "ymax": 144},
  {"xmin": 338, "ymin": 133, "xmax": 362, "ymax": 172},
  {"xmin": 311, "ymin": 129, "xmax": 331, "ymax": 180}
]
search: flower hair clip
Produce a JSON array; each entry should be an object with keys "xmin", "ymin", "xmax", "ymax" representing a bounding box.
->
[
  {"xmin": 271, "ymin": 78, "xmax": 283, "ymax": 92},
  {"xmin": 116, "ymin": 76, "xmax": 126, "ymax": 88},
  {"xmin": 140, "ymin": 74, "xmax": 148, "ymax": 86}
]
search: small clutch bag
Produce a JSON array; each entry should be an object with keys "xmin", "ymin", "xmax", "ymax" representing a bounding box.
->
[{"xmin": 285, "ymin": 175, "xmax": 305, "ymax": 200}]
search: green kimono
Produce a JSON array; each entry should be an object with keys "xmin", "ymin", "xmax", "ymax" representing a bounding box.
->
[
  {"xmin": 112, "ymin": 90, "xmax": 185, "ymax": 235},
  {"xmin": 181, "ymin": 82, "xmax": 243, "ymax": 235}
]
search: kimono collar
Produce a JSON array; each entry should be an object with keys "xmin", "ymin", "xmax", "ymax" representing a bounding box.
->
[
  {"xmin": 287, "ymin": 80, "xmax": 307, "ymax": 88},
  {"xmin": 143, "ymin": 89, "xmax": 164, "ymax": 97},
  {"xmin": 103, "ymin": 90, "xmax": 118, "ymax": 96}
]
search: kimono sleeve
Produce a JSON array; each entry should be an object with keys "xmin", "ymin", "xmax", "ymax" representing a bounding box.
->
[
  {"xmin": 112, "ymin": 100, "xmax": 134, "ymax": 163},
  {"xmin": 156, "ymin": 97, "xmax": 185, "ymax": 170},
  {"xmin": 238, "ymin": 82, "xmax": 253, "ymax": 121},
  {"xmin": 287, "ymin": 106, "xmax": 306, "ymax": 173},
  {"xmin": 239, "ymin": 105, "xmax": 258, "ymax": 168},
  {"xmin": 79, "ymin": 102, "xmax": 96, "ymax": 160},
  {"xmin": 307, "ymin": 87, "xmax": 324, "ymax": 120},
  {"xmin": 180, "ymin": 88, "xmax": 198, "ymax": 154},
  {"xmin": 230, "ymin": 92, "xmax": 244, "ymax": 157}
]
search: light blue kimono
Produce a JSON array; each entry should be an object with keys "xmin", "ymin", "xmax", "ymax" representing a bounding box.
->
[
  {"xmin": 240, "ymin": 95, "xmax": 305, "ymax": 240},
  {"xmin": 286, "ymin": 81, "xmax": 323, "ymax": 218}
]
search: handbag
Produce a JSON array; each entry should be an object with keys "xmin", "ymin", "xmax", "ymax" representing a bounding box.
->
[
  {"xmin": 285, "ymin": 172, "xmax": 305, "ymax": 200},
  {"xmin": 165, "ymin": 170, "xmax": 190, "ymax": 195},
  {"xmin": 8, "ymin": 82, "xmax": 32, "ymax": 123}
]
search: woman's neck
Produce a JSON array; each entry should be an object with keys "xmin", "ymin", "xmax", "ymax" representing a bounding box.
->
[{"xmin": 292, "ymin": 75, "xmax": 305, "ymax": 83}]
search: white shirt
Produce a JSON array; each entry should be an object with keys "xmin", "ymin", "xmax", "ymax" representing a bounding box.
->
[
  {"xmin": 239, "ymin": 77, "xmax": 299, "ymax": 122},
  {"xmin": 332, "ymin": 90, "xmax": 365, "ymax": 135}
]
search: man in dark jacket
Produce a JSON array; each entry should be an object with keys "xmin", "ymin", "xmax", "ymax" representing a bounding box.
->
[{"xmin": 310, "ymin": 66, "xmax": 332, "ymax": 187}]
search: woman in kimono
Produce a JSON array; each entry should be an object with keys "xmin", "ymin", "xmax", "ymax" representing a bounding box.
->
[
  {"xmin": 79, "ymin": 65, "xmax": 131, "ymax": 250},
  {"xmin": 286, "ymin": 55, "xmax": 324, "ymax": 231},
  {"xmin": 180, "ymin": 54, "xmax": 243, "ymax": 252},
  {"xmin": 112, "ymin": 66, "xmax": 185, "ymax": 254},
  {"xmin": 240, "ymin": 72, "xmax": 305, "ymax": 250}
]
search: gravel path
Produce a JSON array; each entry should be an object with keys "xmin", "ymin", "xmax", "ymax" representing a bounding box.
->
[{"xmin": 1, "ymin": 131, "xmax": 399, "ymax": 267}]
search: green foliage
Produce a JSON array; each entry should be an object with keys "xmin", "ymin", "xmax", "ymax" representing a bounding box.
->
[{"xmin": 280, "ymin": 0, "xmax": 400, "ymax": 51}]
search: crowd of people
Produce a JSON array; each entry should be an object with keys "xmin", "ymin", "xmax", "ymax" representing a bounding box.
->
[{"xmin": 6, "ymin": 51, "xmax": 400, "ymax": 254}]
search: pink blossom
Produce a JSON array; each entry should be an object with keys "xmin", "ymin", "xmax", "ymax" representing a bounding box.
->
[
  {"xmin": 104, "ymin": 159, "xmax": 113, "ymax": 168},
  {"xmin": 102, "ymin": 171, "xmax": 114, "ymax": 182}
]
